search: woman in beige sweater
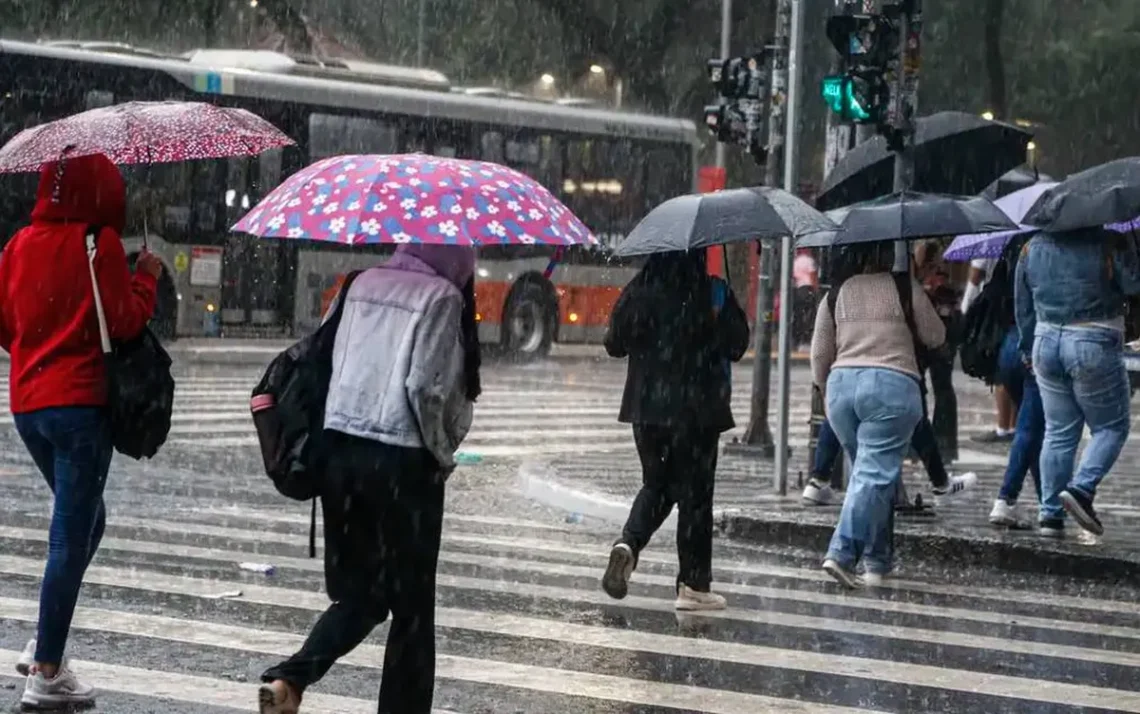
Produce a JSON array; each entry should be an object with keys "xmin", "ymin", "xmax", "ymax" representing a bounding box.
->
[{"xmin": 810, "ymin": 243, "xmax": 946, "ymax": 588}]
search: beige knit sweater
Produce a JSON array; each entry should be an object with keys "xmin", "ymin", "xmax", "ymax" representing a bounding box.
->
[{"xmin": 811, "ymin": 273, "xmax": 947, "ymax": 389}]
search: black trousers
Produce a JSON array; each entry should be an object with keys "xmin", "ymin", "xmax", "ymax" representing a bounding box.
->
[
  {"xmin": 262, "ymin": 432, "xmax": 445, "ymax": 714},
  {"xmin": 927, "ymin": 351, "xmax": 959, "ymax": 462},
  {"xmin": 621, "ymin": 423, "xmax": 719, "ymax": 592}
]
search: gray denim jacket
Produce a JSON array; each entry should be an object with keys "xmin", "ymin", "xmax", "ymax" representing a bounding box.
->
[{"xmin": 323, "ymin": 256, "xmax": 473, "ymax": 470}]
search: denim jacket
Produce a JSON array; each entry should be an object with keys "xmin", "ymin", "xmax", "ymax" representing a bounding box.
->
[{"xmin": 1015, "ymin": 228, "xmax": 1140, "ymax": 353}]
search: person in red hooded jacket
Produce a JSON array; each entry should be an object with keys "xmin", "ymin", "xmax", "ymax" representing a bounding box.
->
[{"xmin": 0, "ymin": 153, "xmax": 162, "ymax": 709}]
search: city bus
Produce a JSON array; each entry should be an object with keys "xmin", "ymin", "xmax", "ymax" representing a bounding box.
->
[{"xmin": 0, "ymin": 39, "xmax": 700, "ymax": 359}]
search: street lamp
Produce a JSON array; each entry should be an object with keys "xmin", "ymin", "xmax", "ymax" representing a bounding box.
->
[
  {"xmin": 589, "ymin": 64, "xmax": 605, "ymax": 75},
  {"xmin": 981, "ymin": 110, "xmax": 995, "ymax": 121},
  {"xmin": 540, "ymin": 73, "xmax": 556, "ymax": 86}
]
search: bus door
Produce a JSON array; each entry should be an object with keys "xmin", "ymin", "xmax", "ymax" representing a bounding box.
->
[{"xmin": 219, "ymin": 149, "xmax": 291, "ymax": 333}]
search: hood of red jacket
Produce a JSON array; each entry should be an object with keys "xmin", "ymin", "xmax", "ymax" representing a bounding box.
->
[{"xmin": 29, "ymin": 153, "xmax": 125, "ymax": 233}]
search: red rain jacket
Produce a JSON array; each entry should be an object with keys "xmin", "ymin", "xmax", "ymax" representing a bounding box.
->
[{"xmin": 0, "ymin": 154, "xmax": 157, "ymax": 414}]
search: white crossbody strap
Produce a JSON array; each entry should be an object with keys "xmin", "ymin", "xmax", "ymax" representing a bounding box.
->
[{"xmin": 85, "ymin": 230, "xmax": 113, "ymax": 355}]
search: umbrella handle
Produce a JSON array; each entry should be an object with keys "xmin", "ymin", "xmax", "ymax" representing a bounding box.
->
[
  {"xmin": 543, "ymin": 246, "xmax": 566, "ymax": 279},
  {"xmin": 142, "ymin": 214, "xmax": 149, "ymax": 252}
]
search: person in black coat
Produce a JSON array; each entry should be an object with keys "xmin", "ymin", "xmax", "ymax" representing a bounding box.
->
[{"xmin": 600, "ymin": 250, "xmax": 750, "ymax": 611}]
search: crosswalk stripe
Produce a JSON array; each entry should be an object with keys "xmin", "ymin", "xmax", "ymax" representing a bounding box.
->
[
  {"xmin": 4, "ymin": 519, "xmax": 1140, "ymax": 643},
  {"xmin": 0, "ymin": 649, "xmax": 456, "ymax": 714},
  {"xmin": 0, "ymin": 614, "xmax": 885, "ymax": 714}
]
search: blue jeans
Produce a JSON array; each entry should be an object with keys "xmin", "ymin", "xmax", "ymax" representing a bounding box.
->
[
  {"xmin": 14, "ymin": 407, "xmax": 113, "ymax": 666},
  {"xmin": 1033, "ymin": 324, "xmax": 1131, "ymax": 522},
  {"xmin": 998, "ymin": 373, "xmax": 1044, "ymax": 505},
  {"xmin": 825, "ymin": 367, "xmax": 923, "ymax": 575},
  {"xmin": 995, "ymin": 327, "xmax": 1025, "ymax": 404},
  {"xmin": 813, "ymin": 415, "xmax": 948, "ymax": 490}
]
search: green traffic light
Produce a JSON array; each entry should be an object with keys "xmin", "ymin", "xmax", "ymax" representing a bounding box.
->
[{"xmin": 820, "ymin": 75, "xmax": 872, "ymax": 122}]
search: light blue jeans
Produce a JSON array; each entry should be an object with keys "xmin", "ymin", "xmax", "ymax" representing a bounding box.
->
[
  {"xmin": 824, "ymin": 367, "xmax": 923, "ymax": 575},
  {"xmin": 1033, "ymin": 324, "xmax": 1131, "ymax": 522}
]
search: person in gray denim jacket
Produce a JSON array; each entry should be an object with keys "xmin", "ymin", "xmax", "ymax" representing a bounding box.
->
[
  {"xmin": 259, "ymin": 243, "xmax": 478, "ymax": 714},
  {"xmin": 1015, "ymin": 227, "xmax": 1140, "ymax": 537}
]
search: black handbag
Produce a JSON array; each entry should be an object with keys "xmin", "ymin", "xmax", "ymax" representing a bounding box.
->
[{"xmin": 85, "ymin": 229, "xmax": 175, "ymax": 460}]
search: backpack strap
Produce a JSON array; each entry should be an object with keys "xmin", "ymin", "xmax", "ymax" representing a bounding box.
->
[{"xmin": 892, "ymin": 271, "xmax": 929, "ymax": 375}]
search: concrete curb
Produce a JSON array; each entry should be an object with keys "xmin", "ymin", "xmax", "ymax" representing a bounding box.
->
[
  {"xmin": 517, "ymin": 462, "xmax": 676, "ymax": 530},
  {"xmin": 718, "ymin": 513, "xmax": 1140, "ymax": 587}
]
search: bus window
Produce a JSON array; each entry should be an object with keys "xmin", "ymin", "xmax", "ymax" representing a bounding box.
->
[
  {"xmin": 537, "ymin": 135, "xmax": 562, "ymax": 190},
  {"xmin": 309, "ymin": 113, "xmax": 398, "ymax": 160},
  {"xmin": 481, "ymin": 131, "xmax": 505, "ymax": 163},
  {"xmin": 643, "ymin": 144, "xmax": 692, "ymax": 211},
  {"xmin": 84, "ymin": 90, "xmax": 114, "ymax": 110},
  {"xmin": 562, "ymin": 138, "xmax": 645, "ymax": 240}
]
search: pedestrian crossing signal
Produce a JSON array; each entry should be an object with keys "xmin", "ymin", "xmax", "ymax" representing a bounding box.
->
[{"xmin": 820, "ymin": 75, "xmax": 872, "ymax": 123}]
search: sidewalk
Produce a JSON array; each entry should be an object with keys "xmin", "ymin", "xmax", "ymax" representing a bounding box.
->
[
  {"xmin": 0, "ymin": 338, "xmax": 811, "ymax": 367},
  {"xmin": 521, "ymin": 447, "xmax": 1140, "ymax": 586}
]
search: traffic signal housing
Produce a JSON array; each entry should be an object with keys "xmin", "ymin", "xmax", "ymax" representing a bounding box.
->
[
  {"xmin": 821, "ymin": 9, "xmax": 900, "ymax": 128},
  {"xmin": 704, "ymin": 53, "xmax": 770, "ymax": 164}
]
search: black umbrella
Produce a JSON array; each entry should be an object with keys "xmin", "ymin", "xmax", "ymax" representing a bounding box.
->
[
  {"xmin": 613, "ymin": 186, "xmax": 838, "ymax": 257},
  {"xmin": 981, "ymin": 165, "xmax": 1056, "ymax": 201},
  {"xmin": 798, "ymin": 191, "xmax": 1019, "ymax": 248},
  {"xmin": 1022, "ymin": 157, "xmax": 1140, "ymax": 232},
  {"xmin": 815, "ymin": 111, "xmax": 1033, "ymax": 211}
]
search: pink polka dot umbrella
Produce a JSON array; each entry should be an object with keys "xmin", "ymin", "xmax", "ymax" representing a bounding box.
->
[
  {"xmin": 0, "ymin": 101, "xmax": 295, "ymax": 173},
  {"xmin": 231, "ymin": 154, "xmax": 598, "ymax": 247}
]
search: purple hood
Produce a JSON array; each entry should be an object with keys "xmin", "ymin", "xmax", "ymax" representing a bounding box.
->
[{"xmin": 387, "ymin": 243, "xmax": 476, "ymax": 289}]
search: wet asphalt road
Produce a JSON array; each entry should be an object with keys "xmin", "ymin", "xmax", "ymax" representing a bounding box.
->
[{"xmin": 1, "ymin": 359, "xmax": 1140, "ymax": 713}]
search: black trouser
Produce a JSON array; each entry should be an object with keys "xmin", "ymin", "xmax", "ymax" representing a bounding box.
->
[
  {"xmin": 262, "ymin": 433, "xmax": 445, "ymax": 714},
  {"xmin": 621, "ymin": 423, "xmax": 719, "ymax": 592},
  {"xmin": 927, "ymin": 329, "xmax": 959, "ymax": 462},
  {"xmin": 813, "ymin": 414, "xmax": 948, "ymax": 491}
]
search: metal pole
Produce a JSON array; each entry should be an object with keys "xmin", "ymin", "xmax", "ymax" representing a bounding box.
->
[
  {"xmin": 772, "ymin": 0, "xmax": 805, "ymax": 494},
  {"xmin": 416, "ymin": 0, "xmax": 427, "ymax": 67},
  {"xmin": 714, "ymin": 0, "xmax": 733, "ymax": 169},
  {"xmin": 734, "ymin": 0, "xmax": 790, "ymax": 457}
]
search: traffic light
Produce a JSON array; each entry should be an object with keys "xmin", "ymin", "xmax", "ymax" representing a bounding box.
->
[
  {"xmin": 821, "ymin": 8, "xmax": 900, "ymax": 127},
  {"xmin": 704, "ymin": 53, "xmax": 770, "ymax": 163}
]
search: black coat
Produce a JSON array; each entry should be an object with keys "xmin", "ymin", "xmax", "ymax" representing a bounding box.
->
[{"xmin": 604, "ymin": 255, "xmax": 750, "ymax": 433}]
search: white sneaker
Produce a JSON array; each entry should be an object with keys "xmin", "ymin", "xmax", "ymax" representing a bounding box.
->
[
  {"xmin": 21, "ymin": 658, "xmax": 95, "ymax": 708},
  {"xmin": 822, "ymin": 559, "xmax": 860, "ymax": 590},
  {"xmin": 674, "ymin": 584, "xmax": 727, "ymax": 611},
  {"xmin": 16, "ymin": 638, "xmax": 35, "ymax": 676},
  {"xmin": 802, "ymin": 479, "xmax": 834, "ymax": 506},
  {"xmin": 933, "ymin": 472, "xmax": 977, "ymax": 506},
  {"xmin": 989, "ymin": 499, "xmax": 1018, "ymax": 526}
]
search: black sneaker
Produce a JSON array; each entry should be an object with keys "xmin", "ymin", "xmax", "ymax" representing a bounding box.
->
[
  {"xmin": 971, "ymin": 430, "xmax": 1014, "ymax": 444},
  {"xmin": 1038, "ymin": 519, "xmax": 1065, "ymax": 539},
  {"xmin": 602, "ymin": 543, "xmax": 635, "ymax": 600},
  {"xmin": 1060, "ymin": 488, "xmax": 1103, "ymax": 535}
]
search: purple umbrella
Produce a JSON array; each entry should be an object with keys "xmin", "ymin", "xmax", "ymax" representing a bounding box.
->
[{"xmin": 944, "ymin": 182, "xmax": 1056, "ymax": 261}]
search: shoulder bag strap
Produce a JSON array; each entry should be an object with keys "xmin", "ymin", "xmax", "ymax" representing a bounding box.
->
[{"xmin": 85, "ymin": 227, "xmax": 113, "ymax": 356}]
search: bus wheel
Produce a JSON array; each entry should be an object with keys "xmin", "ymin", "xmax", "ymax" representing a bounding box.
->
[
  {"xmin": 502, "ymin": 281, "xmax": 555, "ymax": 362},
  {"xmin": 150, "ymin": 273, "xmax": 178, "ymax": 342}
]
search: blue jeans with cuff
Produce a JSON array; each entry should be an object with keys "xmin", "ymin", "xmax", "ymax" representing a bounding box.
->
[
  {"xmin": 14, "ymin": 406, "xmax": 113, "ymax": 666},
  {"xmin": 825, "ymin": 367, "xmax": 923, "ymax": 575},
  {"xmin": 995, "ymin": 328, "xmax": 1044, "ymax": 505}
]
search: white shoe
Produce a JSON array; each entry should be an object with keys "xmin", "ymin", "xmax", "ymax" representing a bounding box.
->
[
  {"xmin": 674, "ymin": 584, "xmax": 727, "ymax": 611},
  {"xmin": 21, "ymin": 658, "xmax": 95, "ymax": 708},
  {"xmin": 15, "ymin": 638, "xmax": 35, "ymax": 676},
  {"xmin": 933, "ymin": 472, "xmax": 977, "ymax": 506},
  {"xmin": 989, "ymin": 499, "xmax": 1018, "ymax": 526},
  {"xmin": 802, "ymin": 480, "xmax": 834, "ymax": 506},
  {"xmin": 822, "ymin": 559, "xmax": 860, "ymax": 590}
]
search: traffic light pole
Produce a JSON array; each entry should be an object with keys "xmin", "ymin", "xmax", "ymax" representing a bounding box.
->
[
  {"xmin": 890, "ymin": 0, "xmax": 922, "ymax": 252},
  {"xmin": 772, "ymin": 0, "xmax": 805, "ymax": 495},
  {"xmin": 731, "ymin": 0, "xmax": 793, "ymax": 459}
]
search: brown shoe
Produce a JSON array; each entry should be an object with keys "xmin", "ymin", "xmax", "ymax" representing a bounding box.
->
[{"xmin": 259, "ymin": 680, "xmax": 301, "ymax": 714}]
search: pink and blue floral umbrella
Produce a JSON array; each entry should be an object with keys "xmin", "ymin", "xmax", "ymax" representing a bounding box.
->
[{"xmin": 231, "ymin": 154, "xmax": 597, "ymax": 247}]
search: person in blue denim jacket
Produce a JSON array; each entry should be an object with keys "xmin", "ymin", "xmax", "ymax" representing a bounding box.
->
[{"xmin": 1015, "ymin": 227, "xmax": 1140, "ymax": 537}]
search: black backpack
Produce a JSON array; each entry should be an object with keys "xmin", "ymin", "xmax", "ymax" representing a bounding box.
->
[
  {"xmin": 250, "ymin": 270, "xmax": 362, "ymax": 557},
  {"xmin": 85, "ymin": 228, "xmax": 175, "ymax": 460},
  {"xmin": 959, "ymin": 237, "xmax": 1025, "ymax": 384}
]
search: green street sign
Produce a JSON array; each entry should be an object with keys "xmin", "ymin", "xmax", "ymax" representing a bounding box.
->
[{"xmin": 820, "ymin": 74, "xmax": 872, "ymax": 122}]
